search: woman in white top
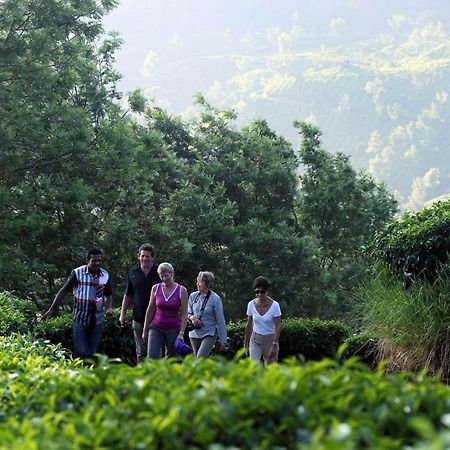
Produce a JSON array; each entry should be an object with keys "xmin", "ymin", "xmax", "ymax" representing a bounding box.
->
[{"xmin": 244, "ymin": 276, "xmax": 282, "ymax": 365}]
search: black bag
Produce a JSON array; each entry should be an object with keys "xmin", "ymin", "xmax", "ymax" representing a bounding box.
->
[{"xmin": 186, "ymin": 291, "xmax": 211, "ymax": 332}]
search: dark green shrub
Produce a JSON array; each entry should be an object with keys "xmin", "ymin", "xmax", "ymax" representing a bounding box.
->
[
  {"xmin": 34, "ymin": 313, "xmax": 73, "ymax": 348},
  {"xmin": 99, "ymin": 315, "xmax": 136, "ymax": 364},
  {"xmin": 215, "ymin": 317, "xmax": 351, "ymax": 360},
  {"xmin": 341, "ymin": 334, "xmax": 378, "ymax": 367},
  {"xmin": 0, "ymin": 291, "xmax": 37, "ymax": 335},
  {"xmin": 371, "ymin": 199, "xmax": 450, "ymax": 282},
  {"xmin": 34, "ymin": 309, "xmax": 136, "ymax": 363}
]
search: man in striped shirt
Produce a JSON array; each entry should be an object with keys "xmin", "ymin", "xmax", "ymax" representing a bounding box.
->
[{"xmin": 43, "ymin": 248, "xmax": 114, "ymax": 359}]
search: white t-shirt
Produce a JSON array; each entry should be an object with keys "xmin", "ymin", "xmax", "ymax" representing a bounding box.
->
[{"xmin": 246, "ymin": 299, "xmax": 282, "ymax": 335}]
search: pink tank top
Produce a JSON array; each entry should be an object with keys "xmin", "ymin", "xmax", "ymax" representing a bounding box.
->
[{"xmin": 151, "ymin": 283, "xmax": 182, "ymax": 330}]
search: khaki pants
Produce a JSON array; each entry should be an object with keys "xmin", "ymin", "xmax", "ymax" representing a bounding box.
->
[{"xmin": 249, "ymin": 332, "xmax": 278, "ymax": 365}]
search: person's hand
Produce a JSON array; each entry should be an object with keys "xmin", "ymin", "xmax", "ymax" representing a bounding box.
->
[
  {"xmin": 270, "ymin": 342, "xmax": 279, "ymax": 357},
  {"xmin": 142, "ymin": 328, "xmax": 149, "ymax": 341},
  {"xmin": 119, "ymin": 314, "xmax": 129, "ymax": 327},
  {"xmin": 41, "ymin": 308, "xmax": 58, "ymax": 321},
  {"xmin": 190, "ymin": 315, "xmax": 202, "ymax": 328},
  {"xmin": 219, "ymin": 342, "xmax": 227, "ymax": 352},
  {"xmin": 177, "ymin": 331, "xmax": 185, "ymax": 341},
  {"xmin": 244, "ymin": 344, "xmax": 249, "ymax": 356},
  {"xmin": 105, "ymin": 307, "xmax": 115, "ymax": 316}
]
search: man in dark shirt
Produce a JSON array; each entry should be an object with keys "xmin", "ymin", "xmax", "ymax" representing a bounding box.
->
[
  {"xmin": 43, "ymin": 248, "xmax": 114, "ymax": 359},
  {"xmin": 119, "ymin": 243, "xmax": 160, "ymax": 361}
]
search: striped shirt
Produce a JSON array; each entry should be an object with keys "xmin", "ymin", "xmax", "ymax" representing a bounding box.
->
[{"xmin": 63, "ymin": 265, "xmax": 112, "ymax": 326}]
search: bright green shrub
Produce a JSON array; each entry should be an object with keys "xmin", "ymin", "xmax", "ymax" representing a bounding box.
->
[
  {"xmin": 371, "ymin": 199, "xmax": 450, "ymax": 282},
  {"xmin": 0, "ymin": 291, "xmax": 37, "ymax": 335},
  {"xmin": 217, "ymin": 317, "xmax": 351, "ymax": 360},
  {"xmin": 2, "ymin": 334, "xmax": 450, "ymax": 449}
]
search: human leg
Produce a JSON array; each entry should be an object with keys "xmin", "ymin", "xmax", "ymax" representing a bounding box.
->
[
  {"xmin": 189, "ymin": 336, "xmax": 202, "ymax": 356},
  {"xmin": 163, "ymin": 328, "xmax": 179, "ymax": 357},
  {"xmin": 147, "ymin": 327, "xmax": 164, "ymax": 359},
  {"xmin": 72, "ymin": 322, "xmax": 88, "ymax": 358},
  {"xmin": 85, "ymin": 323, "xmax": 104, "ymax": 357},
  {"xmin": 259, "ymin": 333, "xmax": 277, "ymax": 365},
  {"xmin": 132, "ymin": 320, "xmax": 147, "ymax": 361},
  {"xmin": 249, "ymin": 332, "xmax": 264, "ymax": 363},
  {"xmin": 195, "ymin": 335, "xmax": 217, "ymax": 358}
]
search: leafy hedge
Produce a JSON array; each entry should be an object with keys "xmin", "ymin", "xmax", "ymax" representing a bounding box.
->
[
  {"xmin": 0, "ymin": 291, "xmax": 371, "ymax": 364},
  {"xmin": 1, "ymin": 334, "xmax": 450, "ymax": 449},
  {"xmin": 370, "ymin": 199, "xmax": 450, "ymax": 282},
  {"xmin": 219, "ymin": 318, "xmax": 351, "ymax": 361},
  {"xmin": 0, "ymin": 291, "xmax": 37, "ymax": 335}
]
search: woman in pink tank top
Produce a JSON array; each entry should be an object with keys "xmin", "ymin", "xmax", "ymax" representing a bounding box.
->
[{"xmin": 142, "ymin": 262, "xmax": 188, "ymax": 358}]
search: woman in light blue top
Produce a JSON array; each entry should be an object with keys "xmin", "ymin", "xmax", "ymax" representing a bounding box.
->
[{"xmin": 187, "ymin": 271, "xmax": 227, "ymax": 358}]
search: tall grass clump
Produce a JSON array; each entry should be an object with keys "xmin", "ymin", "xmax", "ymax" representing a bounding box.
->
[{"xmin": 354, "ymin": 266, "xmax": 450, "ymax": 379}]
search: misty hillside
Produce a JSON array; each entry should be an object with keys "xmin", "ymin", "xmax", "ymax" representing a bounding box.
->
[{"xmin": 104, "ymin": 0, "xmax": 450, "ymax": 209}]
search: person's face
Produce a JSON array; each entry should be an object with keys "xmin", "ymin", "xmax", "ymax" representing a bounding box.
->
[
  {"xmin": 254, "ymin": 288, "xmax": 268, "ymax": 298},
  {"xmin": 87, "ymin": 254, "xmax": 102, "ymax": 273},
  {"xmin": 139, "ymin": 250, "xmax": 154, "ymax": 267},
  {"xmin": 158, "ymin": 269, "xmax": 173, "ymax": 282},
  {"xmin": 196, "ymin": 277, "xmax": 209, "ymax": 292}
]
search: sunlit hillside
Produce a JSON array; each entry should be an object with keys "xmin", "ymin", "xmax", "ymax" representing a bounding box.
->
[{"xmin": 104, "ymin": 0, "xmax": 450, "ymax": 209}]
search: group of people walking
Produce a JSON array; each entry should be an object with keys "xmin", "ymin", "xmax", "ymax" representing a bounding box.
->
[{"xmin": 43, "ymin": 244, "xmax": 282, "ymax": 366}]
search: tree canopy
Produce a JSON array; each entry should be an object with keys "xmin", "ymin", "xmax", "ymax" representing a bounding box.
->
[{"xmin": 0, "ymin": 0, "xmax": 398, "ymax": 319}]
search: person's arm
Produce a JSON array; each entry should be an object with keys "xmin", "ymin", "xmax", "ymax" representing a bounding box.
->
[
  {"xmin": 42, "ymin": 271, "xmax": 76, "ymax": 320},
  {"xmin": 42, "ymin": 287, "xmax": 69, "ymax": 320},
  {"xmin": 244, "ymin": 315, "xmax": 253, "ymax": 354},
  {"xmin": 142, "ymin": 285, "xmax": 157, "ymax": 341},
  {"xmin": 105, "ymin": 294, "xmax": 114, "ymax": 315},
  {"xmin": 214, "ymin": 296, "xmax": 227, "ymax": 350},
  {"xmin": 119, "ymin": 294, "xmax": 133, "ymax": 325},
  {"xmin": 103, "ymin": 278, "xmax": 114, "ymax": 315},
  {"xmin": 178, "ymin": 286, "xmax": 189, "ymax": 340},
  {"xmin": 270, "ymin": 316, "xmax": 281, "ymax": 357}
]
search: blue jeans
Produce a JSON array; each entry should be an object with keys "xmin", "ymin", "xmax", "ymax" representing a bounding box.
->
[
  {"xmin": 147, "ymin": 327, "xmax": 179, "ymax": 359},
  {"xmin": 73, "ymin": 322, "xmax": 103, "ymax": 358}
]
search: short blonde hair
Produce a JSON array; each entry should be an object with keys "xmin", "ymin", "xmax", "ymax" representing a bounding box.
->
[
  {"xmin": 197, "ymin": 271, "xmax": 215, "ymax": 288},
  {"xmin": 158, "ymin": 262, "xmax": 174, "ymax": 274}
]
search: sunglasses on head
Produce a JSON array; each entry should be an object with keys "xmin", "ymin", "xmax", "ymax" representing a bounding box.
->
[{"xmin": 254, "ymin": 289, "xmax": 267, "ymax": 294}]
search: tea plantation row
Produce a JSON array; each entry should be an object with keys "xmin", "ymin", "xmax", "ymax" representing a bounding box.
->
[
  {"xmin": 0, "ymin": 291, "xmax": 374, "ymax": 365},
  {"xmin": 2, "ymin": 334, "xmax": 450, "ymax": 449}
]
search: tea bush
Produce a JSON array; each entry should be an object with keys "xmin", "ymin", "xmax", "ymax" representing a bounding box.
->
[
  {"xmin": 1, "ymin": 334, "xmax": 450, "ymax": 449},
  {"xmin": 0, "ymin": 291, "xmax": 369, "ymax": 365},
  {"xmin": 218, "ymin": 317, "xmax": 351, "ymax": 361},
  {"xmin": 371, "ymin": 198, "xmax": 450, "ymax": 282},
  {"xmin": 34, "ymin": 310, "xmax": 136, "ymax": 364},
  {"xmin": 0, "ymin": 291, "xmax": 37, "ymax": 335}
]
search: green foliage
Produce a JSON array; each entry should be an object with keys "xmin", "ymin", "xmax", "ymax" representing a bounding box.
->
[
  {"xmin": 295, "ymin": 121, "xmax": 398, "ymax": 266},
  {"xmin": 0, "ymin": 292, "xmax": 37, "ymax": 335},
  {"xmin": 341, "ymin": 334, "xmax": 378, "ymax": 368},
  {"xmin": 0, "ymin": 0, "xmax": 400, "ymax": 322},
  {"xmin": 293, "ymin": 121, "xmax": 398, "ymax": 318},
  {"xmin": 353, "ymin": 268, "xmax": 450, "ymax": 380},
  {"xmin": 371, "ymin": 199, "xmax": 450, "ymax": 282},
  {"xmin": 34, "ymin": 308, "xmax": 136, "ymax": 364},
  {"xmin": 2, "ymin": 334, "xmax": 450, "ymax": 448},
  {"xmin": 216, "ymin": 317, "xmax": 351, "ymax": 361}
]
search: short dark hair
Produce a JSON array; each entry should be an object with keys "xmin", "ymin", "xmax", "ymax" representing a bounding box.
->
[
  {"xmin": 86, "ymin": 248, "xmax": 102, "ymax": 260},
  {"xmin": 253, "ymin": 276, "xmax": 271, "ymax": 291},
  {"xmin": 138, "ymin": 243, "xmax": 155, "ymax": 257}
]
